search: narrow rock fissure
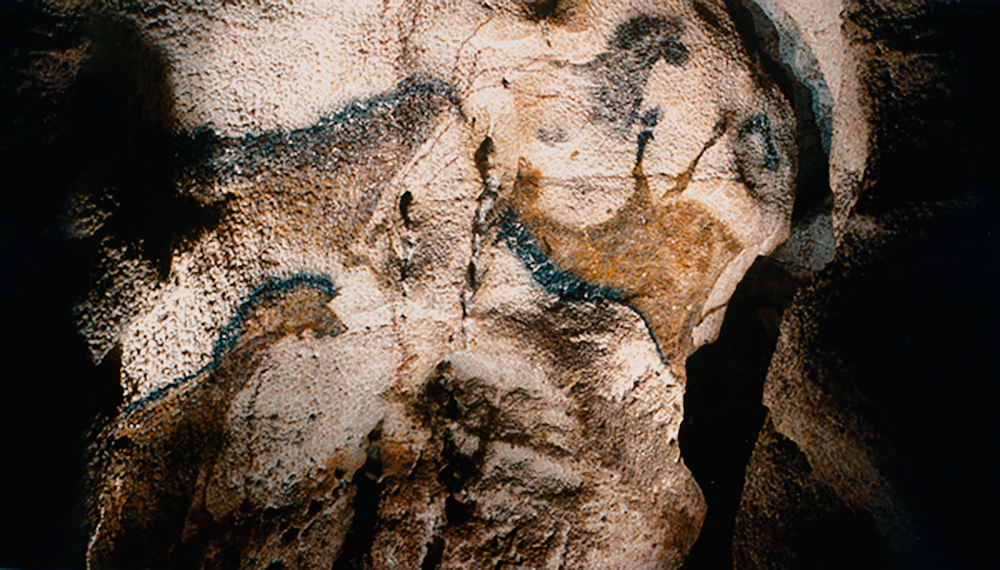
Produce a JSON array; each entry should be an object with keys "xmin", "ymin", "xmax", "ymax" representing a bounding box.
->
[
  {"xmin": 463, "ymin": 137, "xmax": 500, "ymax": 320},
  {"xmin": 420, "ymin": 537, "xmax": 445, "ymax": 570},
  {"xmin": 331, "ymin": 424, "xmax": 385, "ymax": 570},
  {"xmin": 679, "ymin": 257, "xmax": 801, "ymax": 569}
]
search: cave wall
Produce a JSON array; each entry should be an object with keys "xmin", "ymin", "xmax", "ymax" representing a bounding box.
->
[{"xmin": 0, "ymin": 0, "xmax": 997, "ymax": 568}]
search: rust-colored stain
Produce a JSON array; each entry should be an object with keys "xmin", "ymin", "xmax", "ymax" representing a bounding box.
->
[
  {"xmin": 88, "ymin": 286, "xmax": 355, "ymax": 568},
  {"xmin": 506, "ymin": 158, "xmax": 741, "ymax": 368}
]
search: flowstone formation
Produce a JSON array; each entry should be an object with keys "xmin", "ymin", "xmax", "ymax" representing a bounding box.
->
[{"xmin": 75, "ymin": 0, "xmax": 802, "ymax": 568}]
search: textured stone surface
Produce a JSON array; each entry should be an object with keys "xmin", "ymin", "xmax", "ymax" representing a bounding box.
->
[
  {"xmin": 76, "ymin": 0, "xmax": 802, "ymax": 567},
  {"xmin": 732, "ymin": 1, "xmax": 1000, "ymax": 567},
  {"xmin": 12, "ymin": 0, "xmax": 998, "ymax": 568}
]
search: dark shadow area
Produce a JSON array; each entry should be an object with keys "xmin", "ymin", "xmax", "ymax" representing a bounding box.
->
[
  {"xmin": 827, "ymin": 3, "xmax": 1000, "ymax": 563},
  {"xmin": 0, "ymin": 3, "xmax": 219, "ymax": 568},
  {"xmin": 73, "ymin": 12, "xmax": 225, "ymax": 281},
  {"xmin": 0, "ymin": 3, "xmax": 109, "ymax": 569},
  {"xmin": 332, "ymin": 425, "xmax": 385, "ymax": 570},
  {"xmin": 679, "ymin": 258, "xmax": 802, "ymax": 569},
  {"xmin": 807, "ymin": 197, "xmax": 1000, "ymax": 569},
  {"xmin": 684, "ymin": 2, "xmax": 1000, "ymax": 568},
  {"xmin": 679, "ymin": 3, "xmax": 832, "ymax": 565}
]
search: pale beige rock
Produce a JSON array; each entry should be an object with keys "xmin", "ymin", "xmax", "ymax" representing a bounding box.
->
[{"xmin": 78, "ymin": 0, "xmax": 865, "ymax": 567}]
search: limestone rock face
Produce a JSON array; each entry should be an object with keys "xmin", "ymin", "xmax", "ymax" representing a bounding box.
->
[
  {"xmin": 730, "ymin": 1, "xmax": 1000, "ymax": 567},
  {"xmin": 8, "ymin": 0, "xmax": 1000, "ymax": 567},
  {"xmin": 76, "ymin": 0, "xmax": 803, "ymax": 568}
]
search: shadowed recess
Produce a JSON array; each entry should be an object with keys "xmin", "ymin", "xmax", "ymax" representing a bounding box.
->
[{"xmin": 680, "ymin": 258, "xmax": 802, "ymax": 569}]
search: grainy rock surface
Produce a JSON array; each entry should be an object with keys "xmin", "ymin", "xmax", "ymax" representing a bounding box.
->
[
  {"xmin": 4, "ymin": 0, "xmax": 998, "ymax": 568},
  {"xmin": 78, "ymin": 0, "xmax": 800, "ymax": 567}
]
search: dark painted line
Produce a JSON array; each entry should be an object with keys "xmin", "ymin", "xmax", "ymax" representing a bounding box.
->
[
  {"xmin": 495, "ymin": 210, "xmax": 620, "ymax": 303},
  {"xmin": 124, "ymin": 273, "xmax": 340, "ymax": 414}
]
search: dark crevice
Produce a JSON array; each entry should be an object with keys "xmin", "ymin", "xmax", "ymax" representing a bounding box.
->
[
  {"xmin": 444, "ymin": 495, "xmax": 475, "ymax": 526},
  {"xmin": 679, "ymin": 7, "xmax": 837, "ymax": 563},
  {"xmin": 399, "ymin": 190, "xmax": 413, "ymax": 226},
  {"xmin": 523, "ymin": 0, "xmax": 561, "ymax": 23},
  {"xmin": 436, "ymin": 430, "xmax": 485, "ymax": 498},
  {"xmin": 331, "ymin": 424, "xmax": 385, "ymax": 570},
  {"xmin": 679, "ymin": 257, "xmax": 803, "ymax": 569},
  {"xmin": 474, "ymin": 136, "xmax": 495, "ymax": 180},
  {"xmin": 420, "ymin": 537, "xmax": 445, "ymax": 570},
  {"xmin": 517, "ymin": 0, "xmax": 588, "ymax": 26},
  {"xmin": 416, "ymin": 365, "xmax": 489, "ymax": 556}
]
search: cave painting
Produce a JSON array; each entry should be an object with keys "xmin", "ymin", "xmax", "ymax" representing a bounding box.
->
[{"xmin": 83, "ymin": 0, "xmax": 797, "ymax": 567}]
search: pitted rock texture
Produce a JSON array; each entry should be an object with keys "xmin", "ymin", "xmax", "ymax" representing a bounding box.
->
[
  {"xmin": 8, "ymin": 0, "xmax": 1000, "ymax": 568},
  {"xmin": 76, "ymin": 0, "xmax": 804, "ymax": 567}
]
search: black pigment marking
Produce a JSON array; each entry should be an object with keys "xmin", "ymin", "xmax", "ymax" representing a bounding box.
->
[
  {"xmin": 641, "ymin": 108, "xmax": 661, "ymax": 128},
  {"xmin": 420, "ymin": 538, "xmax": 445, "ymax": 570},
  {"xmin": 127, "ymin": 273, "xmax": 342, "ymax": 412},
  {"xmin": 331, "ymin": 424, "xmax": 385, "ymax": 570},
  {"xmin": 636, "ymin": 130, "xmax": 654, "ymax": 166},
  {"xmin": 495, "ymin": 208, "xmax": 620, "ymax": 302},
  {"xmin": 738, "ymin": 114, "xmax": 780, "ymax": 171},
  {"xmin": 437, "ymin": 432, "xmax": 485, "ymax": 495},
  {"xmin": 723, "ymin": 0, "xmax": 832, "ymax": 221},
  {"xmin": 609, "ymin": 14, "xmax": 689, "ymax": 66},
  {"xmin": 536, "ymin": 125, "xmax": 569, "ymax": 146},
  {"xmin": 636, "ymin": 108, "xmax": 661, "ymax": 164},
  {"xmin": 417, "ymin": 371, "xmax": 490, "ymax": 533},
  {"xmin": 399, "ymin": 190, "xmax": 413, "ymax": 225},
  {"xmin": 185, "ymin": 74, "xmax": 460, "ymax": 186},
  {"xmin": 732, "ymin": 112, "xmax": 789, "ymax": 208},
  {"xmin": 693, "ymin": 0, "xmax": 724, "ymax": 31},
  {"xmin": 584, "ymin": 15, "xmax": 689, "ymax": 137}
]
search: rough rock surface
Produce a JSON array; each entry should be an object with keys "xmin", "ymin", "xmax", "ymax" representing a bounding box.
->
[
  {"xmin": 5, "ymin": 0, "xmax": 997, "ymax": 568},
  {"xmin": 76, "ymin": 0, "xmax": 798, "ymax": 568},
  {"xmin": 732, "ymin": 1, "xmax": 1000, "ymax": 567}
]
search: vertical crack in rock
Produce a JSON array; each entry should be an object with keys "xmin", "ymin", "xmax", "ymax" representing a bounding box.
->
[
  {"xmin": 332, "ymin": 423, "xmax": 385, "ymax": 570},
  {"xmin": 463, "ymin": 137, "xmax": 501, "ymax": 319},
  {"xmin": 679, "ymin": 258, "xmax": 803, "ymax": 569}
]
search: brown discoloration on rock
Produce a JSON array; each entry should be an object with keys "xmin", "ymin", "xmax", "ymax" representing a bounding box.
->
[
  {"xmin": 88, "ymin": 284, "xmax": 356, "ymax": 569},
  {"xmin": 506, "ymin": 157, "xmax": 741, "ymax": 370},
  {"xmin": 73, "ymin": 1, "xmax": 803, "ymax": 568}
]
